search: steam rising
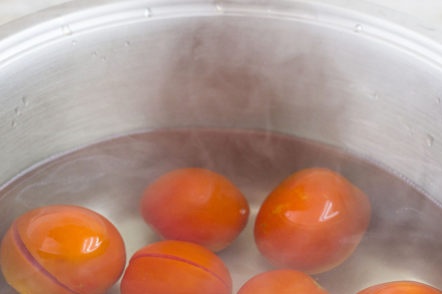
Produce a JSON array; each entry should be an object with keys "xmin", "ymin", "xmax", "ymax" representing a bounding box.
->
[{"xmin": 1, "ymin": 129, "xmax": 441, "ymax": 293}]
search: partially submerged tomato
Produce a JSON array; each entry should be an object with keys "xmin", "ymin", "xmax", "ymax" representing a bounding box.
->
[
  {"xmin": 0, "ymin": 205, "xmax": 126, "ymax": 294},
  {"xmin": 140, "ymin": 168, "xmax": 249, "ymax": 252},
  {"xmin": 357, "ymin": 281, "xmax": 441, "ymax": 294},
  {"xmin": 254, "ymin": 168, "xmax": 371, "ymax": 274},
  {"xmin": 120, "ymin": 240, "xmax": 232, "ymax": 294},
  {"xmin": 237, "ymin": 269, "xmax": 329, "ymax": 294}
]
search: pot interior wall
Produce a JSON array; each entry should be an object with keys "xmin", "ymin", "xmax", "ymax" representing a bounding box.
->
[
  {"xmin": 1, "ymin": 1, "xmax": 442, "ymax": 293},
  {"xmin": 1, "ymin": 3, "xmax": 442, "ymax": 201}
]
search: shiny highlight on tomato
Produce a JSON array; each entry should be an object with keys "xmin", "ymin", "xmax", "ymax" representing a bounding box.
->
[
  {"xmin": 0, "ymin": 205, "xmax": 126, "ymax": 294},
  {"xmin": 254, "ymin": 168, "xmax": 371, "ymax": 274}
]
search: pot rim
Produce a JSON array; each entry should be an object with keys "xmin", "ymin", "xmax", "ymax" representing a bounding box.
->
[{"xmin": 0, "ymin": 0, "xmax": 442, "ymax": 70}]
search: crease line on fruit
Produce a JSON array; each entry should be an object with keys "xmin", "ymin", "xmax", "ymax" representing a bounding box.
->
[
  {"xmin": 132, "ymin": 253, "xmax": 230, "ymax": 289},
  {"xmin": 12, "ymin": 223, "xmax": 80, "ymax": 294}
]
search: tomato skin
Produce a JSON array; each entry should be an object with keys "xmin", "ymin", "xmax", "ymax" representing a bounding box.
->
[
  {"xmin": 120, "ymin": 240, "xmax": 232, "ymax": 294},
  {"xmin": 358, "ymin": 281, "xmax": 441, "ymax": 294},
  {"xmin": 237, "ymin": 269, "xmax": 329, "ymax": 294},
  {"xmin": 0, "ymin": 205, "xmax": 126, "ymax": 294},
  {"xmin": 140, "ymin": 168, "xmax": 249, "ymax": 252},
  {"xmin": 254, "ymin": 168, "xmax": 371, "ymax": 274}
]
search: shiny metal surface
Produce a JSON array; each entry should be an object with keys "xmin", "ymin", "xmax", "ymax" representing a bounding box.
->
[{"xmin": 0, "ymin": 1, "xmax": 442, "ymax": 293}]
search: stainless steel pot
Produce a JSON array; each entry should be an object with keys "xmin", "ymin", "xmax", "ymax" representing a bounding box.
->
[{"xmin": 1, "ymin": 1, "xmax": 442, "ymax": 293}]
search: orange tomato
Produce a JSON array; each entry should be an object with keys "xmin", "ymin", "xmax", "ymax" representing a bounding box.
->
[
  {"xmin": 358, "ymin": 281, "xmax": 441, "ymax": 294},
  {"xmin": 120, "ymin": 240, "xmax": 232, "ymax": 294},
  {"xmin": 237, "ymin": 269, "xmax": 329, "ymax": 294},
  {"xmin": 254, "ymin": 168, "xmax": 371, "ymax": 274},
  {"xmin": 140, "ymin": 168, "xmax": 249, "ymax": 252},
  {"xmin": 0, "ymin": 205, "xmax": 126, "ymax": 294}
]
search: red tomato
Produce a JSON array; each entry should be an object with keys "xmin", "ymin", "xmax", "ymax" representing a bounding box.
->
[
  {"xmin": 0, "ymin": 205, "xmax": 126, "ymax": 294},
  {"xmin": 237, "ymin": 269, "xmax": 329, "ymax": 294},
  {"xmin": 140, "ymin": 168, "xmax": 249, "ymax": 252},
  {"xmin": 358, "ymin": 281, "xmax": 441, "ymax": 294},
  {"xmin": 120, "ymin": 240, "xmax": 232, "ymax": 294},
  {"xmin": 254, "ymin": 168, "xmax": 371, "ymax": 274}
]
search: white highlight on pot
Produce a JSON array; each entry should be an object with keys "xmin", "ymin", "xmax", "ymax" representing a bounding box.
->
[
  {"xmin": 215, "ymin": 2, "xmax": 224, "ymax": 13},
  {"xmin": 144, "ymin": 8, "xmax": 152, "ymax": 18},
  {"xmin": 71, "ymin": 40, "xmax": 77, "ymax": 46},
  {"xmin": 354, "ymin": 24, "xmax": 364, "ymax": 33},
  {"xmin": 61, "ymin": 25, "xmax": 73, "ymax": 36},
  {"xmin": 426, "ymin": 135, "xmax": 434, "ymax": 147},
  {"xmin": 371, "ymin": 93, "xmax": 379, "ymax": 101},
  {"xmin": 21, "ymin": 96, "xmax": 28, "ymax": 107}
]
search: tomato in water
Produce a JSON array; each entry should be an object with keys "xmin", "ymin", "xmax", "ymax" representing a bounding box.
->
[
  {"xmin": 254, "ymin": 168, "xmax": 371, "ymax": 274},
  {"xmin": 358, "ymin": 281, "xmax": 441, "ymax": 294},
  {"xmin": 0, "ymin": 205, "xmax": 126, "ymax": 294},
  {"xmin": 120, "ymin": 240, "xmax": 232, "ymax": 294},
  {"xmin": 237, "ymin": 269, "xmax": 329, "ymax": 294},
  {"xmin": 140, "ymin": 168, "xmax": 249, "ymax": 252}
]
